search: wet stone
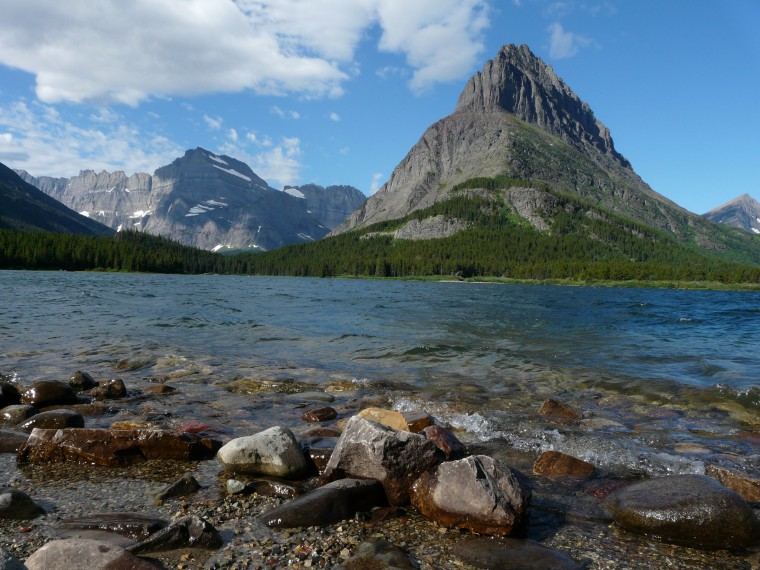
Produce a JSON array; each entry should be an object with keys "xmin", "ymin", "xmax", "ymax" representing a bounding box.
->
[
  {"xmin": 337, "ymin": 539, "xmax": 416, "ymax": 569},
  {"xmin": 284, "ymin": 391, "xmax": 336, "ymax": 403},
  {"xmin": 67, "ymin": 370, "xmax": 97, "ymax": 391},
  {"xmin": 0, "ymin": 547, "xmax": 25, "ymax": 570},
  {"xmin": 152, "ymin": 473, "xmax": 201, "ymax": 504},
  {"xmin": 0, "ymin": 429, "xmax": 28, "ymax": 453},
  {"xmin": 0, "ymin": 488, "xmax": 45, "ymax": 520},
  {"xmin": 227, "ymin": 478, "xmax": 304, "ymax": 498},
  {"xmin": 422, "ymin": 425, "xmax": 466, "ymax": 460},
  {"xmin": 301, "ymin": 406, "xmax": 338, "ymax": 423},
  {"xmin": 533, "ymin": 451, "xmax": 595, "ymax": 477},
  {"xmin": 19, "ymin": 409, "xmax": 85, "ymax": 432},
  {"xmin": 401, "ymin": 410, "xmax": 434, "ymax": 433},
  {"xmin": 456, "ymin": 537, "xmax": 581, "ymax": 570},
  {"xmin": 56, "ymin": 513, "xmax": 169, "ymax": 541},
  {"xmin": 127, "ymin": 514, "xmax": 222, "ymax": 554},
  {"xmin": 0, "ymin": 382, "xmax": 21, "ymax": 408},
  {"xmin": 706, "ymin": 465, "xmax": 760, "ymax": 503},
  {"xmin": 301, "ymin": 436, "xmax": 337, "ymax": 474},
  {"xmin": 85, "ymin": 378, "xmax": 127, "ymax": 400},
  {"xmin": 1, "ymin": 404, "xmax": 36, "ymax": 424},
  {"xmin": 20, "ymin": 381, "xmax": 78, "ymax": 407},
  {"xmin": 538, "ymin": 398, "xmax": 581, "ymax": 420},
  {"xmin": 25, "ymin": 538, "xmax": 162, "ymax": 570}
]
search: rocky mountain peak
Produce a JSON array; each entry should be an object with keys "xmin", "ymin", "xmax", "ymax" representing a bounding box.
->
[
  {"xmin": 456, "ymin": 43, "xmax": 629, "ymax": 167},
  {"xmin": 703, "ymin": 193, "xmax": 760, "ymax": 235}
]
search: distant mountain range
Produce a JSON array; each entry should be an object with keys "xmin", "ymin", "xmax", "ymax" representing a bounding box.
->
[
  {"xmin": 0, "ymin": 162, "xmax": 113, "ymax": 236},
  {"xmin": 703, "ymin": 194, "xmax": 760, "ymax": 235},
  {"xmin": 17, "ymin": 148, "xmax": 365, "ymax": 251}
]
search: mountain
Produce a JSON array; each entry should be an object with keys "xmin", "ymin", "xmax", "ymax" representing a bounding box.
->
[
  {"xmin": 703, "ymin": 194, "xmax": 760, "ymax": 235},
  {"xmin": 331, "ymin": 44, "xmax": 758, "ymax": 265},
  {"xmin": 18, "ymin": 148, "xmax": 362, "ymax": 251},
  {"xmin": 283, "ymin": 184, "xmax": 366, "ymax": 230},
  {"xmin": 0, "ymin": 162, "xmax": 113, "ymax": 236}
]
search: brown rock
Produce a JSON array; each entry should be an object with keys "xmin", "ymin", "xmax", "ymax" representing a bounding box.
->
[
  {"xmin": 357, "ymin": 407, "xmax": 408, "ymax": 431},
  {"xmin": 706, "ymin": 465, "xmax": 760, "ymax": 503},
  {"xmin": 456, "ymin": 537, "xmax": 580, "ymax": 569},
  {"xmin": 17, "ymin": 428, "xmax": 222, "ymax": 466},
  {"xmin": 411, "ymin": 455, "xmax": 531, "ymax": 536},
  {"xmin": 111, "ymin": 421, "xmax": 158, "ymax": 430},
  {"xmin": 1, "ymin": 404, "xmax": 36, "ymax": 424},
  {"xmin": 20, "ymin": 380, "xmax": 78, "ymax": 407},
  {"xmin": 86, "ymin": 378, "xmax": 127, "ymax": 400},
  {"xmin": 142, "ymin": 384, "xmax": 176, "ymax": 395},
  {"xmin": 422, "ymin": 425, "xmax": 465, "ymax": 460},
  {"xmin": 56, "ymin": 513, "xmax": 168, "ymax": 541},
  {"xmin": 533, "ymin": 451, "xmax": 595, "ymax": 477},
  {"xmin": 401, "ymin": 411, "xmax": 434, "ymax": 433},
  {"xmin": 0, "ymin": 428, "xmax": 29, "ymax": 453},
  {"xmin": 339, "ymin": 539, "xmax": 415, "ymax": 569},
  {"xmin": 538, "ymin": 398, "xmax": 581, "ymax": 420},
  {"xmin": 67, "ymin": 371, "xmax": 97, "ymax": 391},
  {"xmin": 301, "ymin": 406, "xmax": 338, "ymax": 423},
  {"xmin": 301, "ymin": 437, "xmax": 337, "ymax": 474},
  {"xmin": 0, "ymin": 382, "xmax": 21, "ymax": 408},
  {"xmin": 19, "ymin": 409, "xmax": 85, "ymax": 432}
]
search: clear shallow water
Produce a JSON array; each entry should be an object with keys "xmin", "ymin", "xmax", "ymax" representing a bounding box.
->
[{"xmin": 1, "ymin": 270, "xmax": 759, "ymax": 477}]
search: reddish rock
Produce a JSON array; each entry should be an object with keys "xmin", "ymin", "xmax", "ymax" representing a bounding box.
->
[
  {"xmin": 422, "ymin": 425, "xmax": 466, "ymax": 460},
  {"xmin": 17, "ymin": 428, "xmax": 221, "ymax": 466},
  {"xmin": 401, "ymin": 411, "xmax": 434, "ymax": 433},
  {"xmin": 301, "ymin": 406, "xmax": 338, "ymax": 423},
  {"xmin": 533, "ymin": 451, "xmax": 595, "ymax": 477},
  {"xmin": 20, "ymin": 381, "xmax": 78, "ymax": 407},
  {"xmin": 706, "ymin": 465, "xmax": 760, "ymax": 503},
  {"xmin": 411, "ymin": 455, "xmax": 531, "ymax": 536},
  {"xmin": 538, "ymin": 398, "xmax": 581, "ymax": 420},
  {"xmin": 302, "ymin": 437, "xmax": 337, "ymax": 474}
]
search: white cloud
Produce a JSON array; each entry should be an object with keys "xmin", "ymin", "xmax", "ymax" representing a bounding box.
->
[
  {"xmin": 228, "ymin": 128, "xmax": 239, "ymax": 142},
  {"xmin": 0, "ymin": 0, "xmax": 489, "ymax": 105},
  {"xmin": 329, "ymin": 112, "xmax": 341, "ymax": 122},
  {"xmin": 547, "ymin": 22, "xmax": 592, "ymax": 59},
  {"xmin": 218, "ymin": 135, "xmax": 303, "ymax": 188},
  {"xmin": 369, "ymin": 172, "xmax": 384, "ymax": 194},
  {"xmin": 203, "ymin": 114, "xmax": 223, "ymax": 130}
]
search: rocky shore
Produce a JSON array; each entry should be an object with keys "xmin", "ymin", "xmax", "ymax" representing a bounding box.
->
[{"xmin": 1, "ymin": 373, "xmax": 759, "ymax": 569}]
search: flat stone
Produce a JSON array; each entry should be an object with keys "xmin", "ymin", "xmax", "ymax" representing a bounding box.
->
[
  {"xmin": 19, "ymin": 409, "xmax": 84, "ymax": 432},
  {"xmin": 227, "ymin": 478, "xmax": 304, "ymax": 498},
  {"xmin": 25, "ymin": 538, "xmax": 161, "ymax": 569},
  {"xmin": 0, "ymin": 488, "xmax": 45, "ymax": 520},
  {"xmin": 20, "ymin": 381, "xmax": 78, "ymax": 407},
  {"xmin": 456, "ymin": 537, "xmax": 580, "ymax": 569},
  {"xmin": 604, "ymin": 474, "xmax": 760, "ymax": 550},
  {"xmin": 706, "ymin": 465, "xmax": 760, "ymax": 503},
  {"xmin": 261, "ymin": 479, "xmax": 386, "ymax": 528},
  {"xmin": 538, "ymin": 398, "xmax": 581, "ymax": 420},
  {"xmin": 284, "ymin": 391, "xmax": 335, "ymax": 403},
  {"xmin": 411, "ymin": 455, "xmax": 531, "ymax": 536},
  {"xmin": 56, "ymin": 513, "xmax": 168, "ymax": 541},
  {"xmin": 128, "ymin": 514, "xmax": 222, "ymax": 554},
  {"xmin": 1, "ymin": 404, "xmax": 35, "ymax": 425},
  {"xmin": 0, "ymin": 429, "xmax": 29, "ymax": 454},
  {"xmin": 533, "ymin": 451, "xmax": 595, "ymax": 477},
  {"xmin": 338, "ymin": 539, "xmax": 415, "ymax": 569},
  {"xmin": 17, "ymin": 428, "xmax": 221, "ymax": 466},
  {"xmin": 323, "ymin": 416, "xmax": 441, "ymax": 505},
  {"xmin": 357, "ymin": 408, "xmax": 409, "ymax": 431},
  {"xmin": 216, "ymin": 426, "xmax": 308, "ymax": 478},
  {"xmin": 152, "ymin": 473, "xmax": 201, "ymax": 504}
]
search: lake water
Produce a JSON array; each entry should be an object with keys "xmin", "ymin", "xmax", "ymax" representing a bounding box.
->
[{"xmin": 2, "ymin": 270, "xmax": 759, "ymax": 478}]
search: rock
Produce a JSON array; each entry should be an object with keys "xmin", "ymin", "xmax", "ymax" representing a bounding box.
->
[
  {"xmin": 357, "ymin": 408, "xmax": 408, "ymax": 431},
  {"xmin": 226, "ymin": 478, "xmax": 304, "ymax": 498},
  {"xmin": 56, "ymin": 513, "xmax": 168, "ymax": 541},
  {"xmin": 0, "ymin": 429, "xmax": 29, "ymax": 453},
  {"xmin": 338, "ymin": 539, "xmax": 415, "ymax": 570},
  {"xmin": 456, "ymin": 537, "xmax": 581, "ymax": 569},
  {"xmin": 284, "ymin": 391, "xmax": 335, "ymax": 403},
  {"xmin": 533, "ymin": 451, "xmax": 595, "ymax": 477},
  {"xmin": 300, "ymin": 426, "xmax": 342, "ymax": 438},
  {"xmin": 0, "ymin": 382, "xmax": 21, "ymax": 408},
  {"xmin": 67, "ymin": 371, "xmax": 97, "ymax": 391},
  {"xmin": 603, "ymin": 474, "xmax": 760, "ymax": 550},
  {"xmin": 17, "ymin": 428, "xmax": 222, "ymax": 466},
  {"xmin": 141, "ymin": 384, "xmax": 176, "ymax": 395},
  {"xmin": 261, "ymin": 479, "xmax": 386, "ymax": 528},
  {"xmin": 19, "ymin": 409, "xmax": 84, "ymax": 432},
  {"xmin": 0, "ymin": 547, "xmax": 25, "ymax": 570},
  {"xmin": 538, "ymin": 398, "xmax": 581, "ymax": 420},
  {"xmin": 25, "ymin": 538, "xmax": 161, "ymax": 569},
  {"xmin": 216, "ymin": 426, "xmax": 308, "ymax": 478},
  {"xmin": 301, "ymin": 436, "xmax": 336, "ymax": 474},
  {"xmin": 152, "ymin": 474, "xmax": 201, "ymax": 504},
  {"xmin": 175, "ymin": 420, "xmax": 224, "ymax": 435},
  {"xmin": 127, "ymin": 515, "xmax": 222, "ymax": 553},
  {"xmin": 1, "ymin": 405, "xmax": 36, "ymax": 425},
  {"xmin": 111, "ymin": 421, "xmax": 158, "ymax": 430},
  {"xmin": 0, "ymin": 488, "xmax": 45, "ymax": 519},
  {"xmin": 706, "ymin": 465, "xmax": 760, "ymax": 503},
  {"xmin": 85, "ymin": 378, "xmax": 127, "ymax": 400},
  {"xmin": 19, "ymin": 381, "xmax": 78, "ymax": 407},
  {"xmin": 323, "ymin": 416, "xmax": 442, "ymax": 506},
  {"xmin": 401, "ymin": 410, "xmax": 434, "ymax": 433},
  {"xmin": 301, "ymin": 406, "xmax": 338, "ymax": 423},
  {"xmin": 411, "ymin": 455, "xmax": 531, "ymax": 536},
  {"xmin": 422, "ymin": 425, "xmax": 466, "ymax": 460}
]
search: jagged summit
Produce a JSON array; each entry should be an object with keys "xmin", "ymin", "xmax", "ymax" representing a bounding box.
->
[
  {"xmin": 703, "ymin": 193, "xmax": 760, "ymax": 235},
  {"xmin": 456, "ymin": 44, "xmax": 628, "ymax": 167}
]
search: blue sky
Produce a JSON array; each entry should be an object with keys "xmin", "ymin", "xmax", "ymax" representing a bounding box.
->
[{"xmin": 0, "ymin": 1, "xmax": 758, "ymax": 215}]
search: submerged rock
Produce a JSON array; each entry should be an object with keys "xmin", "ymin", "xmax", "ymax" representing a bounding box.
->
[
  {"xmin": 456, "ymin": 537, "xmax": 581, "ymax": 569},
  {"xmin": 19, "ymin": 409, "xmax": 84, "ymax": 432},
  {"xmin": 538, "ymin": 398, "xmax": 581, "ymax": 421},
  {"xmin": 0, "ymin": 429, "xmax": 30, "ymax": 454},
  {"xmin": 533, "ymin": 451, "xmax": 595, "ymax": 477},
  {"xmin": 127, "ymin": 515, "xmax": 222, "ymax": 554},
  {"xmin": 20, "ymin": 381, "xmax": 78, "ymax": 407},
  {"xmin": 17, "ymin": 428, "xmax": 221, "ymax": 466},
  {"xmin": 56, "ymin": 513, "xmax": 168, "ymax": 541},
  {"xmin": 604, "ymin": 474, "xmax": 760, "ymax": 550},
  {"xmin": 85, "ymin": 378, "xmax": 127, "ymax": 400},
  {"xmin": 0, "ymin": 488, "xmax": 45, "ymax": 520},
  {"xmin": 411, "ymin": 455, "xmax": 531, "ymax": 536},
  {"xmin": 25, "ymin": 538, "xmax": 161, "ymax": 569},
  {"xmin": 216, "ymin": 426, "xmax": 308, "ymax": 478},
  {"xmin": 301, "ymin": 406, "xmax": 338, "ymax": 423},
  {"xmin": 337, "ymin": 539, "xmax": 416, "ymax": 570},
  {"xmin": 323, "ymin": 416, "xmax": 441, "ymax": 505},
  {"xmin": 261, "ymin": 478, "xmax": 386, "ymax": 528},
  {"xmin": 67, "ymin": 371, "xmax": 97, "ymax": 391}
]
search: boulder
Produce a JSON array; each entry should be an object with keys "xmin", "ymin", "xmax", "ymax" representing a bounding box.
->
[
  {"xmin": 216, "ymin": 426, "xmax": 308, "ymax": 478},
  {"xmin": 411, "ymin": 455, "xmax": 531, "ymax": 536},
  {"xmin": 19, "ymin": 410, "xmax": 84, "ymax": 432},
  {"xmin": 24, "ymin": 538, "xmax": 161, "ymax": 569},
  {"xmin": 421, "ymin": 425, "xmax": 465, "ymax": 460},
  {"xmin": 67, "ymin": 371, "xmax": 97, "ymax": 391},
  {"xmin": 0, "ymin": 488, "xmax": 45, "ymax": 520},
  {"xmin": 357, "ymin": 408, "xmax": 408, "ymax": 431},
  {"xmin": 604, "ymin": 474, "xmax": 760, "ymax": 550},
  {"xmin": 323, "ymin": 416, "xmax": 442, "ymax": 505},
  {"xmin": 127, "ymin": 515, "xmax": 222, "ymax": 554},
  {"xmin": 338, "ymin": 540, "xmax": 415, "ymax": 570},
  {"xmin": 401, "ymin": 411, "xmax": 434, "ymax": 433},
  {"xmin": 0, "ymin": 429, "xmax": 30, "ymax": 454},
  {"xmin": 261, "ymin": 479, "xmax": 386, "ymax": 528},
  {"xmin": 19, "ymin": 381, "xmax": 78, "ymax": 407},
  {"xmin": 17, "ymin": 428, "xmax": 221, "ymax": 466},
  {"xmin": 0, "ymin": 382, "xmax": 21, "ymax": 408},
  {"xmin": 1, "ymin": 405, "xmax": 37, "ymax": 425},
  {"xmin": 533, "ymin": 451, "xmax": 595, "ymax": 477},
  {"xmin": 456, "ymin": 537, "xmax": 580, "ymax": 569},
  {"xmin": 226, "ymin": 478, "xmax": 303, "ymax": 498}
]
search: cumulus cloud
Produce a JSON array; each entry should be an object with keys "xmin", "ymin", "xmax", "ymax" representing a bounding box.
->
[
  {"xmin": 0, "ymin": 0, "xmax": 489, "ymax": 105},
  {"xmin": 329, "ymin": 112, "xmax": 341, "ymax": 122},
  {"xmin": 218, "ymin": 135, "xmax": 303, "ymax": 188},
  {"xmin": 547, "ymin": 22, "xmax": 592, "ymax": 59},
  {"xmin": 203, "ymin": 114, "xmax": 223, "ymax": 130},
  {"xmin": 369, "ymin": 172, "xmax": 384, "ymax": 194}
]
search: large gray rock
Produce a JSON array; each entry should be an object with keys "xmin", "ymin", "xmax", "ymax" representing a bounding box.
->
[
  {"xmin": 260, "ymin": 479, "xmax": 386, "ymax": 528},
  {"xmin": 0, "ymin": 488, "xmax": 45, "ymax": 520},
  {"xmin": 604, "ymin": 474, "xmax": 760, "ymax": 550},
  {"xmin": 455, "ymin": 537, "xmax": 580, "ymax": 570},
  {"xmin": 410, "ymin": 455, "xmax": 531, "ymax": 536},
  {"xmin": 24, "ymin": 539, "xmax": 160, "ymax": 569},
  {"xmin": 322, "ymin": 416, "xmax": 441, "ymax": 506},
  {"xmin": 216, "ymin": 426, "xmax": 308, "ymax": 478}
]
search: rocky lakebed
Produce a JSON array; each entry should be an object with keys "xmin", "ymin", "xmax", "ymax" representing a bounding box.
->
[{"xmin": 1, "ymin": 370, "xmax": 759, "ymax": 569}]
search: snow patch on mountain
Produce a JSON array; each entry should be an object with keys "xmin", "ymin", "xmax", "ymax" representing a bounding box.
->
[
  {"xmin": 186, "ymin": 199, "xmax": 229, "ymax": 217},
  {"xmin": 208, "ymin": 153, "xmax": 228, "ymax": 166},
  {"xmin": 284, "ymin": 187, "xmax": 305, "ymax": 199},
  {"xmin": 212, "ymin": 164, "xmax": 251, "ymax": 182}
]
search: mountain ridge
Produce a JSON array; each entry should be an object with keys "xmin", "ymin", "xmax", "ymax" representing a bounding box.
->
[{"xmin": 703, "ymin": 194, "xmax": 760, "ymax": 235}]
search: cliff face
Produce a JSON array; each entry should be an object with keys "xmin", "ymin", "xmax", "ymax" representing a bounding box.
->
[
  {"xmin": 703, "ymin": 194, "xmax": 760, "ymax": 235},
  {"xmin": 283, "ymin": 184, "xmax": 366, "ymax": 230}
]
